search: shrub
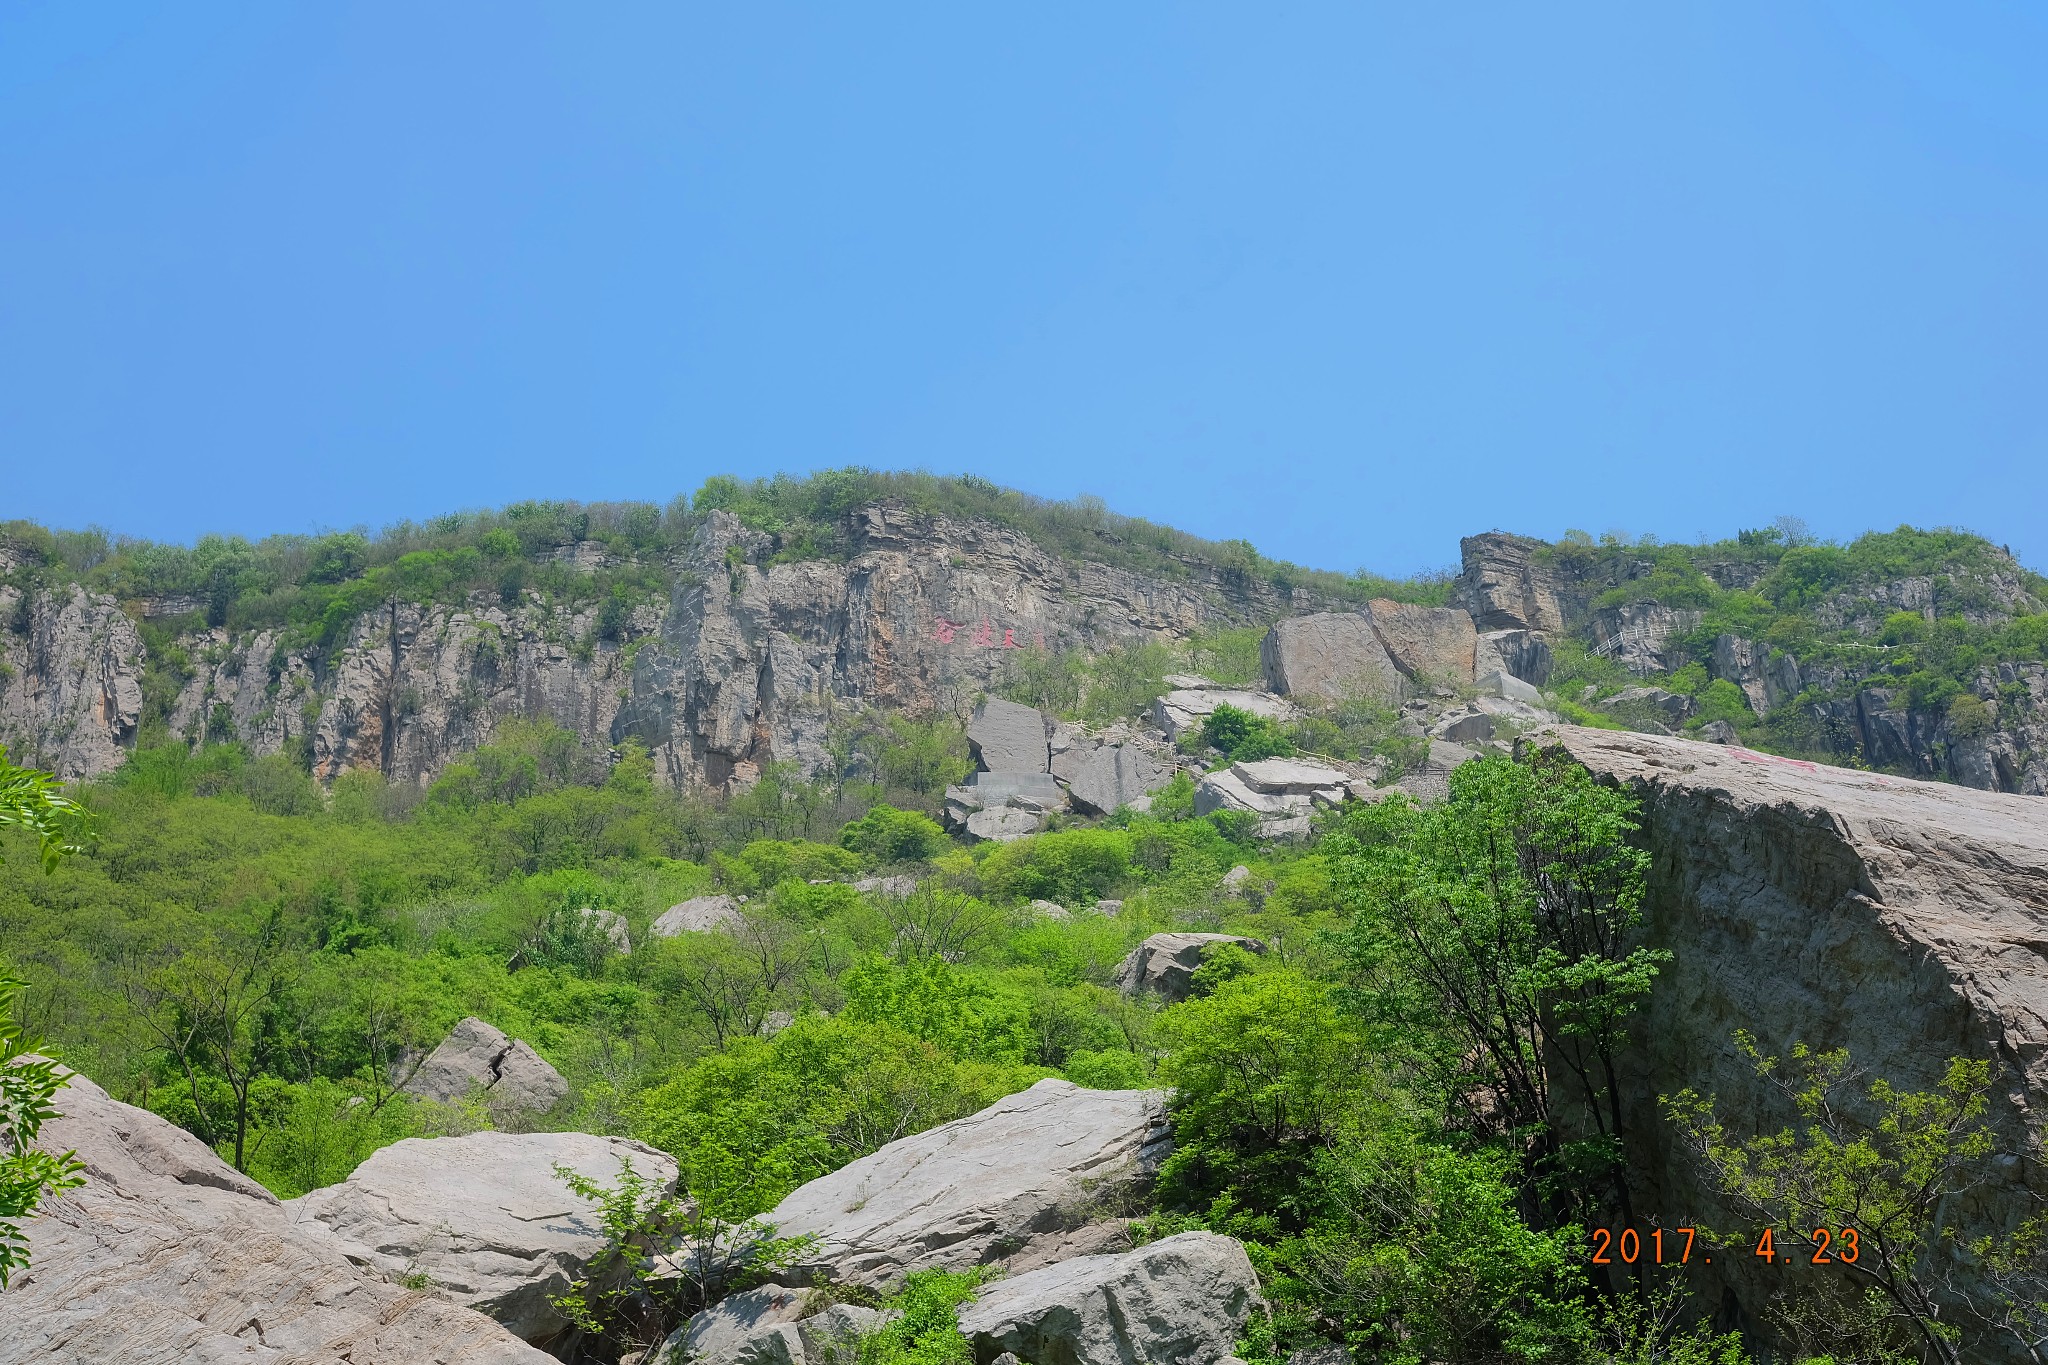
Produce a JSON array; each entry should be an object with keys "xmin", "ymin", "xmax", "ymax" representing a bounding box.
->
[
  {"xmin": 839, "ymin": 805, "xmax": 948, "ymax": 863},
  {"xmin": 1198, "ymin": 704, "xmax": 1296, "ymax": 762},
  {"xmin": 979, "ymin": 829, "xmax": 1133, "ymax": 904}
]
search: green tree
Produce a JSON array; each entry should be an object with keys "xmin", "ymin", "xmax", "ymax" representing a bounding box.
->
[
  {"xmin": 1665, "ymin": 1036, "xmax": 2045, "ymax": 1365},
  {"xmin": 1330, "ymin": 753, "xmax": 1661, "ymax": 1230},
  {"xmin": 0, "ymin": 746, "xmax": 91, "ymax": 1288},
  {"xmin": 839, "ymin": 804, "xmax": 948, "ymax": 863},
  {"xmin": 1198, "ymin": 703, "xmax": 1296, "ymax": 762}
]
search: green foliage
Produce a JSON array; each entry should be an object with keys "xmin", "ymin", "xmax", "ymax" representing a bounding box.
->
[
  {"xmin": 0, "ymin": 744, "xmax": 91, "ymax": 872},
  {"xmin": 864, "ymin": 715, "xmax": 973, "ymax": 799},
  {"xmin": 1198, "ymin": 703, "xmax": 1296, "ymax": 762},
  {"xmin": 1665, "ymin": 1037, "xmax": 2035, "ymax": 1365},
  {"xmin": 839, "ymin": 805, "xmax": 948, "ymax": 863},
  {"xmin": 1330, "ymin": 753, "xmax": 1661, "ymax": 1225},
  {"xmin": 1274, "ymin": 1132, "xmax": 1597, "ymax": 1365},
  {"xmin": 841, "ymin": 955, "xmax": 1035, "ymax": 1066},
  {"xmin": 1, "ymin": 977, "xmax": 85, "ymax": 1289},
  {"xmin": 858, "ymin": 1267, "xmax": 989, "ymax": 1365},
  {"xmin": 979, "ymin": 829, "xmax": 1133, "ymax": 904},
  {"xmin": 1188, "ymin": 627, "xmax": 1268, "ymax": 687}
]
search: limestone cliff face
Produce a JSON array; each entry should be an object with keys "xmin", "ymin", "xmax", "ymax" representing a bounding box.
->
[
  {"xmin": 0, "ymin": 582, "xmax": 143, "ymax": 778},
  {"xmin": 0, "ymin": 504, "xmax": 1300, "ymax": 789},
  {"xmin": 1459, "ymin": 531, "xmax": 2048, "ymax": 793},
  {"xmin": 614, "ymin": 507, "xmax": 1288, "ymax": 789},
  {"xmin": 1542, "ymin": 726, "xmax": 2048, "ymax": 1358}
]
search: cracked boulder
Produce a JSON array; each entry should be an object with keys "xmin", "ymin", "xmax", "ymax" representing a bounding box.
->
[
  {"xmin": 400, "ymin": 1017, "xmax": 568, "ymax": 1117},
  {"xmin": 967, "ymin": 696, "xmax": 1057, "ymax": 773},
  {"xmin": 287, "ymin": 1131, "xmax": 680, "ymax": 1345},
  {"xmin": 1114, "ymin": 932, "xmax": 1267, "ymax": 1003},
  {"xmin": 652, "ymin": 894, "xmax": 745, "ymax": 937}
]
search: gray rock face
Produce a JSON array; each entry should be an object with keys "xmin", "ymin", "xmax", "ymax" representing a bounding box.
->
[
  {"xmin": 969, "ymin": 769, "xmax": 1067, "ymax": 811},
  {"xmin": 1708, "ymin": 632, "xmax": 1802, "ymax": 717},
  {"xmin": 969, "ymin": 696, "xmax": 1057, "ymax": 773},
  {"xmin": 854, "ymin": 873, "xmax": 918, "ymax": 897},
  {"xmin": 287, "ymin": 1131, "xmax": 680, "ymax": 1344},
  {"xmin": 963, "ymin": 807, "xmax": 1044, "ymax": 843},
  {"xmin": 0, "ymin": 583, "xmax": 144, "ymax": 780},
  {"xmin": 1534, "ymin": 726, "xmax": 2048, "ymax": 1358},
  {"xmin": 1590, "ymin": 603, "xmax": 1702, "ymax": 677},
  {"xmin": 957, "ymin": 1231, "xmax": 1263, "ymax": 1365},
  {"xmin": 657, "ymin": 1284, "xmax": 809, "ymax": 1364},
  {"xmin": 1366, "ymin": 599, "xmax": 1480, "ymax": 686},
  {"xmin": 1478, "ymin": 628, "xmax": 1554, "ymax": 686},
  {"xmin": 1458, "ymin": 531, "xmax": 1568, "ymax": 634},
  {"xmin": 401, "ymin": 1017, "xmax": 569, "ymax": 1116},
  {"xmin": 1231, "ymin": 757, "xmax": 1348, "ymax": 795},
  {"xmin": 1606, "ymin": 686, "xmax": 1696, "ymax": 729},
  {"xmin": 766, "ymin": 1079, "xmax": 1172, "ymax": 1289},
  {"xmin": 1053, "ymin": 742, "xmax": 1173, "ymax": 816},
  {"xmin": 5, "ymin": 1070, "xmax": 548, "ymax": 1365},
  {"xmin": 1114, "ymin": 933, "xmax": 1267, "ymax": 1003},
  {"xmin": 1478, "ymin": 669, "xmax": 1543, "ymax": 704},
  {"xmin": 1259, "ymin": 613, "xmax": 1403, "ymax": 703},
  {"xmin": 653, "ymin": 894, "xmax": 744, "ymax": 937},
  {"xmin": 1194, "ymin": 758, "xmax": 1348, "ymax": 824}
]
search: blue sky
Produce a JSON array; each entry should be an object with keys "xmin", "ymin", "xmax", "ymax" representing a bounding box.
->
[{"xmin": 4, "ymin": 3, "xmax": 2046, "ymax": 576}]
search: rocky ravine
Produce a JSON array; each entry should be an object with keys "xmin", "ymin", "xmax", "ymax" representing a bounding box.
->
[{"xmin": 1539, "ymin": 725, "xmax": 2048, "ymax": 1355}]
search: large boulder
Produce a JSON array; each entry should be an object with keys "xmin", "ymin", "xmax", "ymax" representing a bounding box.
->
[
  {"xmin": 1053, "ymin": 742, "xmax": 1173, "ymax": 816},
  {"xmin": 287, "ymin": 1131, "xmax": 680, "ymax": 1344},
  {"xmin": 1152, "ymin": 687, "xmax": 1296, "ymax": 744},
  {"xmin": 958, "ymin": 1231, "xmax": 1263, "ymax": 1365},
  {"xmin": 401, "ymin": 1016, "xmax": 569, "ymax": 1116},
  {"xmin": 968, "ymin": 696, "xmax": 1056, "ymax": 773},
  {"xmin": 1533, "ymin": 726, "xmax": 2048, "ymax": 1356},
  {"xmin": 2, "ymin": 1070, "xmax": 549, "ymax": 1365},
  {"xmin": 648, "ymin": 1286, "xmax": 882, "ymax": 1365},
  {"xmin": 765, "ymin": 1079, "xmax": 1171, "ymax": 1289},
  {"xmin": 652, "ymin": 894, "xmax": 744, "ymax": 937},
  {"xmin": 1367, "ymin": 598, "xmax": 1480, "ymax": 686},
  {"xmin": 1114, "ymin": 932, "xmax": 1268, "ymax": 1003},
  {"xmin": 1258, "ymin": 614, "xmax": 1402, "ymax": 703},
  {"xmin": 968, "ymin": 770, "xmax": 1067, "ymax": 811}
]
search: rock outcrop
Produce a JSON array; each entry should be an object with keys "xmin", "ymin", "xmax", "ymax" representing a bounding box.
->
[
  {"xmin": 0, "ymin": 583, "xmax": 144, "ymax": 779},
  {"xmin": 1114, "ymin": 933, "xmax": 1268, "ymax": 1004},
  {"xmin": 968, "ymin": 696, "xmax": 1060, "ymax": 773},
  {"xmin": 400, "ymin": 1016, "xmax": 569, "ymax": 1116},
  {"xmin": 1151, "ymin": 682, "xmax": 1297, "ymax": 744},
  {"xmin": 1052, "ymin": 740, "xmax": 1174, "ymax": 816},
  {"xmin": 1533, "ymin": 725, "xmax": 2048, "ymax": 1354},
  {"xmin": 1259, "ymin": 613, "xmax": 1403, "ymax": 702},
  {"xmin": 957, "ymin": 1231, "xmax": 1263, "ymax": 1365},
  {"xmin": 652, "ymin": 894, "xmax": 745, "ymax": 937},
  {"xmin": 3, "ymin": 1070, "xmax": 549, "ymax": 1365},
  {"xmin": 765, "ymin": 1079, "xmax": 1172, "ymax": 1289},
  {"xmin": 647, "ymin": 1285, "xmax": 882, "ymax": 1365},
  {"xmin": 288, "ymin": 1131, "xmax": 680, "ymax": 1344}
]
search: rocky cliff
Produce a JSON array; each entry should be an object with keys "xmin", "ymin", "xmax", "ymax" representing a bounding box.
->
[
  {"xmin": 1462, "ymin": 530, "xmax": 2048, "ymax": 793},
  {"xmin": 0, "ymin": 504, "xmax": 1311, "ymax": 787}
]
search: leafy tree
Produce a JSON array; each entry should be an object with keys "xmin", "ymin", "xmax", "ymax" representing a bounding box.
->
[
  {"xmin": 1665, "ymin": 1035, "xmax": 2044, "ymax": 1365},
  {"xmin": 979, "ymin": 829, "xmax": 1132, "ymax": 904},
  {"xmin": 0, "ymin": 747, "xmax": 92, "ymax": 1288},
  {"xmin": 839, "ymin": 804, "xmax": 948, "ymax": 863},
  {"xmin": 857, "ymin": 1267, "xmax": 989, "ymax": 1365},
  {"xmin": 1330, "ymin": 753, "xmax": 1662, "ymax": 1230}
]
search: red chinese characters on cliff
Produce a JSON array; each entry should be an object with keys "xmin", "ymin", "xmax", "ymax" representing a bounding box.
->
[{"xmin": 933, "ymin": 616, "xmax": 1040, "ymax": 648}]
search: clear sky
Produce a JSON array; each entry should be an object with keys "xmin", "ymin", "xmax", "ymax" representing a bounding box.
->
[{"xmin": 4, "ymin": 3, "xmax": 2046, "ymax": 576}]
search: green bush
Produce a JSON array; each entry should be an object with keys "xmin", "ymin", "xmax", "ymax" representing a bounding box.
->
[
  {"xmin": 839, "ymin": 805, "xmax": 948, "ymax": 863},
  {"xmin": 979, "ymin": 829, "xmax": 1133, "ymax": 904},
  {"xmin": 1198, "ymin": 704, "xmax": 1296, "ymax": 762}
]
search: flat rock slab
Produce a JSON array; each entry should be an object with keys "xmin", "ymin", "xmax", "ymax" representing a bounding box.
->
[
  {"xmin": 964, "ymin": 807, "xmax": 1043, "ymax": 843},
  {"xmin": 766, "ymin": 1078, "xmax": 1171, "ymax": 1289},
  {"xmin": 1114, "ymin": 933, "xmax": 1268, "ymax": 1003},
  {"xmin": 652, "ymin": 894, "xmax": 744, "ymax": 937},
  {"xmin": 958, "ymin": 1231, "xmax": 1263, "ymax": 1365},
  {"xmin": 1230, "ymin": 757, "xmax": 1348, "ymax": 794},
  {"xmin": 4, "ymin": 1070, "xmax": 548, "ymax": 1365},
  {"xmin": 401, "ymin": 1016, "xmax": 569, "ymax": 1116},
  {"xmin": 968, "ymin": 696, "xmax": 1056, "ymax": 773},
  {"xmin": 288, "ymin": 1131, "xmax": 680, "ymax": 1344},
  {"xmin": 1152, "ymin": 688, "xmax": 1296, "ymax": 743},
  {"xmin": 970, "ymin": 769, "xmax": 1068, "ymax": 811},
  {"xmin": 1194, "ymin": 769, "xmax": 1302, "ymax": 818},
  {"xmin": 1259, "ymin": 614, "xmax": 1402, "ymax": 703}
]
